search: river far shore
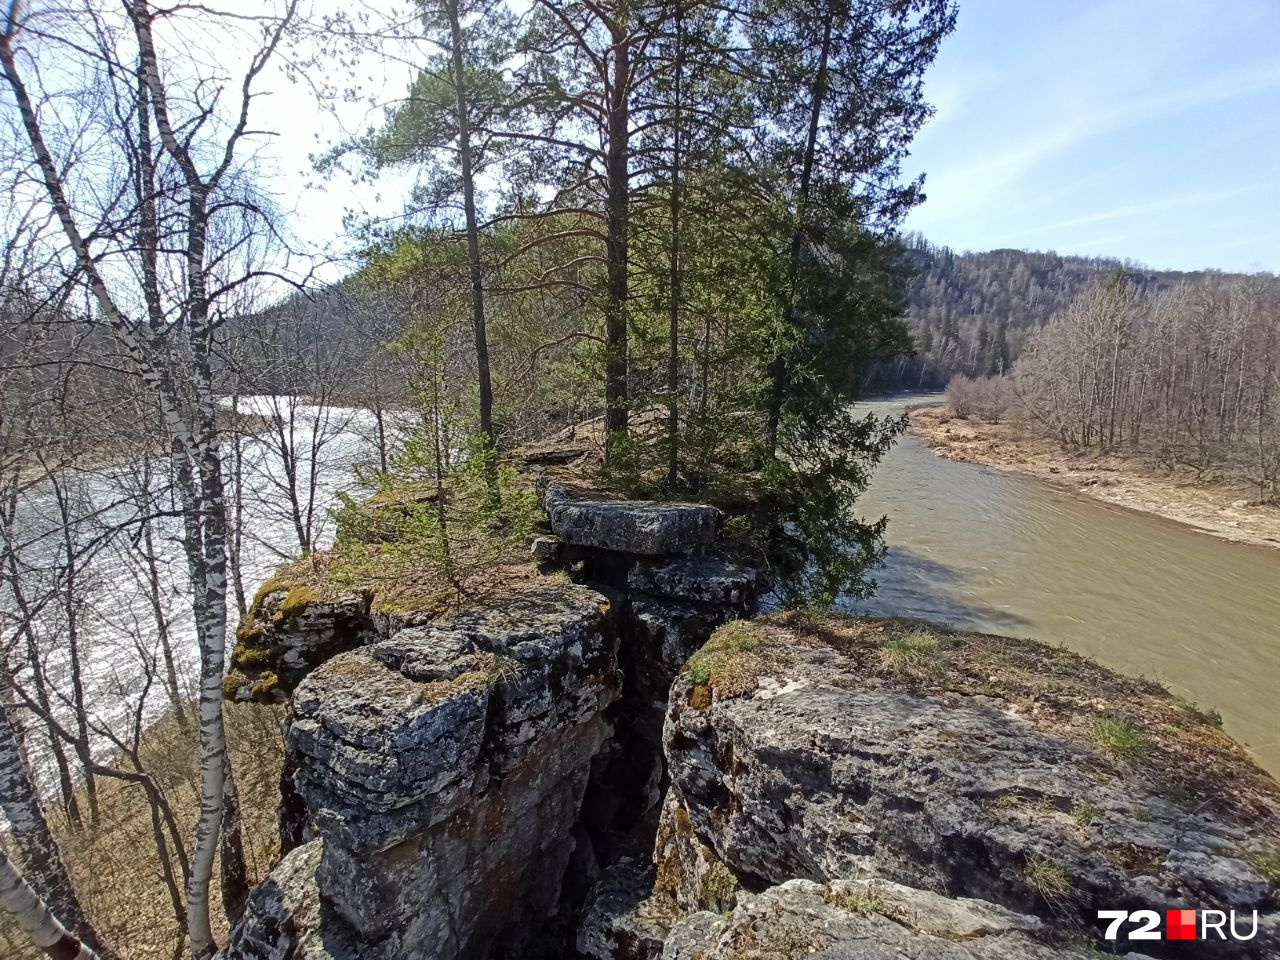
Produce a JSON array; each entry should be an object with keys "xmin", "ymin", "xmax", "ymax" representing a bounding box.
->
[{"xmin": 908, "ymin": 403, "xmax": 1280, "ymax": 551}]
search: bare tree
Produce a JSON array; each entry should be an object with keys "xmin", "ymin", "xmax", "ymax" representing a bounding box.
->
[
  {"xmin": 0, "ymin": 1, "xmax": 299, "ymax": 954},
  {"xmin": 1015, "ymin": 273, "xmax": 1280, "ymax": 499},
  {"xmin": 0, "ymin": 846, "xmax": 100, "ymax": 960}
]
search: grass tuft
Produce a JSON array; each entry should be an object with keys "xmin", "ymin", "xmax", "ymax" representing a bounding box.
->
[
  {"xmin": 878, "ymin": 630, "xmax": 947, "ymax": 678},
  {"xmin": 1025, "ymin": 855, "xmax": 1073, "ymax": 902},
  {"xmin": 1247, "ymin": 848, "xmax": 1280, "ymax": 886},
  {"xmin": 1090, "ymin": 715, "xmax": 1153, "ymax": 760},
  {"xmin": 1070, "ymin": 802, "xmax": 1099, "ymax": 827},
  {"xmin": 683, "ymin": 621, "xmax": 767, "ymax": 699}
]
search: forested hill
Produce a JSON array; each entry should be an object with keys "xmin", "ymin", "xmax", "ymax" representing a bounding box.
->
[
  {"xmin": 230, "ymin": 240, "xmax": 1253, "ymax": 401},
  {"xmin": 884, "ymin": 238, "xmax": 1231, "ymax": 390}
]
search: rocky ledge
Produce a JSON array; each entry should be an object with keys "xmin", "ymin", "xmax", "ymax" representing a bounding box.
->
[
  {"xmin": 582, "ymin": 613, "xmax": 1280, "ymax": 958},
  {"xmin": 224, "ymin": 578, "xmax": 621, "ymax": 960},
  {"xmin": 222, "ymin": 481, "xmax": 761, "ymax": 960},
  {"xmin": 220, "ymin": 475, "xmax": 1280, "ymax": 960}
]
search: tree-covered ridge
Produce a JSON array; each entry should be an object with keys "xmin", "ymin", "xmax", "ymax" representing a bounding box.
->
[{"xmin": 887, "ymin": 237, "xmax": 1259, "ymax": 390}]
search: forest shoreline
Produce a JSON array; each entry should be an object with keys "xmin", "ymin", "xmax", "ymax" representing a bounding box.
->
[{"xmin": 907, "ymin": 403, "xmax": 1280, "ymax": 551}]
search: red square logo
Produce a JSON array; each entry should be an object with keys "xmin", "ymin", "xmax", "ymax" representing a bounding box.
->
[{"xmin": 1167, "ymin": 909, "xmax": 1197, "ymax": 940}]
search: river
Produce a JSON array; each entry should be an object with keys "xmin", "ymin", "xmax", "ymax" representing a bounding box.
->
[
  {"xmin": 9, "ymin": 394, "xmax": 1278, "ymax": 788},
  {"xmin": 843, "ymin": 394, "xmax": 1280, "ymax": 776},
  {"xmin": 4, "ymin": 398, "xmax": 406, "ymax": 782}
]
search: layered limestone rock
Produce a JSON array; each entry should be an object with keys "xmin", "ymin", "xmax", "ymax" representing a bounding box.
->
[
  {"xmin": 224, "ymin": 478, "xmax": 763, "ymax": 960},
  {"xmin": 225, "ymin": 584, "xmax": 374, "ymax": 703},
  {"xmin": 225, "ymin": 580, "xmax": 621, "ymax": 960},
  {"xmin": 543, "ymin": 481, "xmax": 722, "ymax": 555},
  {"xmin": 223, "ymin": 460, "xmax": 1280, "ymax": 960},
  {"xmin": 628, "ymin": 613, "xmax": 1280, "ymax": 959},
  {"xmin": 221, "ymin": 841, "xmax": 354, "ymax": 960},
  {"xmin": 660, "ymin": 878, "xmax": 1146, "ymax": 960}
]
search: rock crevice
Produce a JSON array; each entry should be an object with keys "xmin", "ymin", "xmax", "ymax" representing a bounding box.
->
[{"xmin": 224, "ymin": 485, "xmax": 758, "ymax": 960}]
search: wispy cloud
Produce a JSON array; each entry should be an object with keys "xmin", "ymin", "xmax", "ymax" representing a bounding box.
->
[
  {"xmin": 921, "ymin": 63, "xmax": 1280, "ymax": 225},
  {"xmin": 906, "ymin": 0, "xmax": 1279, "ymax": 271},
  {"xmin": 1030, "ymin": 187, "xmax": 1260, "ymax": 235}
]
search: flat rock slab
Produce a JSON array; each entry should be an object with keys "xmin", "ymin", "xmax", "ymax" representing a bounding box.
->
[
  {"xmin": 662, "ymin": 878, "xmax": 1151, "ymax": 960},
  {"xmin": 663, "ymin": 613, "xmax": 1280, "ymax": 959},
  {"xmin": 627, "ymin": 556, "xmax": 757, "ymax": 607},
  {"xmin": 544, "ymin": 482, "xmax": 721, "ymax": 555}
]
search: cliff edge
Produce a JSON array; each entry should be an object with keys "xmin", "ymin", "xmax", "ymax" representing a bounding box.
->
[{"xmin": 219, "ymin": 478, "xmax": 1279, "ymax": 960}]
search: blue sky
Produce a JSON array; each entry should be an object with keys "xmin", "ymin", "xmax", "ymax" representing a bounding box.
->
[{"xmin": 902, "ymin": 0, "xmax": 1280, "ymax": 272}]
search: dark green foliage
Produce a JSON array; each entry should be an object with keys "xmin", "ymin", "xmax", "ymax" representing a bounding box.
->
[{"xmin": 324, "ymin": 0, "xmax": 957, "ymax": 608}]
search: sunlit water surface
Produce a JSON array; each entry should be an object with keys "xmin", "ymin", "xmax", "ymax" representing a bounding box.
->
[{"xmin": 841, "ymin": 394, "xmax": 1280, "ymax": 776}]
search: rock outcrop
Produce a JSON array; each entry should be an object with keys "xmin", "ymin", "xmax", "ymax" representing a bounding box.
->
[
  {"xmin": 223, "ymin": 481, "xmax": 760, "ymax": 960},
  {"xmin": 225, "ymin": 584, "xmax": 375, "ymax": 703},
  {"xmin": 614, "ymin": 613, "xmax": 1280, "ymax": 959},
  {"xmin": 223, "ymin": 475, "xmax": 1280, "ymax": 960},
  {"xmin": 221, "ymin": 841, "xmax": 354, "ymax": 960},
  {"xmin": 661, "ymin": 878, "xmax": 1133, "ymax": 960},
  {"xmin": 226, "ymin": 579, "xmax": 620, "ymax": 960}
]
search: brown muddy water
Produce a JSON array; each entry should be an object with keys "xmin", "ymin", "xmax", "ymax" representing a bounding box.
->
[{"xmin": 844, "ymin": 394, "xmax": 1280, "ymax": 777}]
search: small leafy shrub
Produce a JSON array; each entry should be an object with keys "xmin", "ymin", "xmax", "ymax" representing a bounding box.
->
[{"xmin": 701, "ymin": 861, "xmax": 739, "ymax": 912}]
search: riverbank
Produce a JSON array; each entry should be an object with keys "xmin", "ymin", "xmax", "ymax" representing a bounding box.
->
[{"xmin": 908, "ymin": 403, "xmax": 1280, "ymax": 550}]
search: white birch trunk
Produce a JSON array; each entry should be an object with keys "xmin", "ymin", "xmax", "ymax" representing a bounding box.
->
[
  {"xmin": 0, "ymin": 846, "xmax": 100, "ymax": 960},
  {"xmin": 0, "ymin": 701, "xmax": 105, "ymax": 956}
]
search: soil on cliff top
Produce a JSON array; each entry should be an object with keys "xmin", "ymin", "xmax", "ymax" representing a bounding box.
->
[{"xmin": 689, "ymin": 612, "xmax": 1280, "ymax": 834}]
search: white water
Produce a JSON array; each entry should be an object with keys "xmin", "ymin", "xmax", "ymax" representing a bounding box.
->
[{"xmin": 4, "ymin": 398, "xmax": 416, "ymax": 791}]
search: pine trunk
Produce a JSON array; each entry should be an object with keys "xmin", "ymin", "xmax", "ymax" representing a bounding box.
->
[
  {"xmin": 446, "ymin": 0, "xmax": 496, "ymax": 472},
  {"xmin": 603, "ymin": 24, "xmax": 631, "ymax": 460}
]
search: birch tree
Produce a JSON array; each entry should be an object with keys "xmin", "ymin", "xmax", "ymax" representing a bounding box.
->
[
  {"xmin": 0, "ymin": 847, "xmax": 100, "ymax": 960},
  {"xmin": 0, "ymin": 697, "xmax": 106, "ymax": 957},
  {"xmin": 0, "ymin": 1, "xmax": 299, "ymax": 955}
]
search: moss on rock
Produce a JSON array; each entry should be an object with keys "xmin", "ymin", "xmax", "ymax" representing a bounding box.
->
[
  {"xmin": 276, "ymin": 584, "xmax": 320, "ymax": 623},
  {"xmin": 683, "ymin": 619, "xmax": 770, "ymax": 702}
]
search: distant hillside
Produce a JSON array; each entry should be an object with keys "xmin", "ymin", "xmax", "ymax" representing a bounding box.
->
[{"xmin": 880, "ymin": 238, "xmax": 1239, "ymax": 390}]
